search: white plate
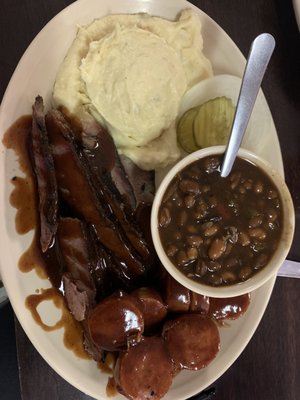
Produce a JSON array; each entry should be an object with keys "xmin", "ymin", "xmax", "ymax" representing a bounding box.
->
[{"xmin": 0, "ymin": 0, "xmax": 283, "ymax": 399}]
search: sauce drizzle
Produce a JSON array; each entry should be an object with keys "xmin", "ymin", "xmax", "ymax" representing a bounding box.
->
[{"xmin": 26, "ymin": 287, "xmax": 90, "ymax": 359}]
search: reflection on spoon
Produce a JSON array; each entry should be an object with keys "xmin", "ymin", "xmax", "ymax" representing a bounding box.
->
[{"xmin": 220, "ymin": 33, "xmax": 276, "ymax": 177}]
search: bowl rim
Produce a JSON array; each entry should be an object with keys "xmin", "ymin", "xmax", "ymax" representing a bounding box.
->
[{"xmin": 151, "ymin": 145, "xmax": 295, "ymax": 298}]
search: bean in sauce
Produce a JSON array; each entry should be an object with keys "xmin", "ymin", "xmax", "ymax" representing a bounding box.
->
[{"xmin": 158, "ymin": 155, "xmax": 283, "ymax": 286}]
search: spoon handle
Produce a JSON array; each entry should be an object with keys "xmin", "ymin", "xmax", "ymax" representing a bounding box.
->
[{"xmin": 220, "ymin": 33, "xmax": 275, "ymax": 177}]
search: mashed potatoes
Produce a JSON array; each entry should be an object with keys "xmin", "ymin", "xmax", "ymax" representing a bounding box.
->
[
  {"xmin": 53, "ymin": 9, "xmax": 212, "ymax": 170},
  {"xmin": 80, "ymin": 27, "xmax": 186, "ymax": 147}
]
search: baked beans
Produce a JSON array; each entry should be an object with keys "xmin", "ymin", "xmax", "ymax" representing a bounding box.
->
[{"xmin": 158, "ymin": 155, "xmax": 283, "ymax": 286}]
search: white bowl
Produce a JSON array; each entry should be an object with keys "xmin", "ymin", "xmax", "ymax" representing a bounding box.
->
[{"xmin": 151, "ymin": 145, "xmax": 295, "ymax": 298}]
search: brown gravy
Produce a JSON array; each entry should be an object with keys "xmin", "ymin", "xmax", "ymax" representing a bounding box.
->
[
  {"xmin": 98, "ymin": 352, "xmax": 116, "ymax": 374},
  {"xmin": 3, "ymin": 115, "xmax": 38, "ymax": 235},
  {"xmin": 106, "ymin": 377, "xmax": 117, "ymax": 397},
  {"xmin": 26, "ymin": 287, "xmax": 89, "ymax": 359}
]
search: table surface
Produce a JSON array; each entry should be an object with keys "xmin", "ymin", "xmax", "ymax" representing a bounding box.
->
[{"xmin": 1, "ymin": 0, "xmax": 300, "ymax": 399}]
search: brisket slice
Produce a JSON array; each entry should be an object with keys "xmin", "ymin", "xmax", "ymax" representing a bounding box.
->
[
  {"xmin": 85, "ymin": 225, "xmax": 137, "ymax": 299},
  {"xmin": 63, "ymin": 111, "xmax": 150, "ymax": 258},
  {"xmin": 57, "ymin": 218, "xmax": 96, "ymax": 321},
  {"xmin": 61, "ymin": 107, "xmax": 137, "ymax": 211},
  {"xmin": 119, "ymin": 154, "xmax": 155, "ymax": 207},
  {"xmin": 31, "ymin": 96, "xmax": 58, "ymax": 252},
  {"xmin": 81, "ymin": 145, "xmax": 150, "ymax": 260},
  {"xmin": 59, "ymin": 107, "xmax": 155, "ymax": 258},
  {"xmin": 45, "ymin": 109, "xmax": 146, "ymax": 278},
  {"xmin": 62, "ymin": 275, "xmax": 93, "ymax": 322}
]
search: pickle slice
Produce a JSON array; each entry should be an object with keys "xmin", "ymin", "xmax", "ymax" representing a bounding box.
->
[
  {"xmin": 177, "ymin": 107, "xmax": 199, "ymax": 153},
  {"xmin": 193, "ymin": 96, "xmax": 235, "ymax": 148}
]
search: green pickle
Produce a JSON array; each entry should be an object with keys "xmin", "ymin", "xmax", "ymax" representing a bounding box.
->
[
  {"xmin": 176, "ymin": 96, "xmax": 235, "ymax": 153},
  {"xmin": 176, "ymin": 107, "xmax": 198, "ymax": 153}
]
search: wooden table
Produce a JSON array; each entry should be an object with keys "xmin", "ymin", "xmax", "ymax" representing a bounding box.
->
[{"xmin": 1, "ymin": 1, "xmax": 300, "ymax": 399}]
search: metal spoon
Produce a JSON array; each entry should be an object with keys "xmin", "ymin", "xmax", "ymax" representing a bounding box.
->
[{"xmin": 220, "ymin": 33, "xmax": 276, "ymax": 177}]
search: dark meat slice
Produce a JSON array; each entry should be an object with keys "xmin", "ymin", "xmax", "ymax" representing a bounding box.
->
[
  {"xmin": 83, "ymin": 134, "xmax": 136, "ymax": 212},
  {"xmin": 39, "ymin": 233, "xmax": 65, "ymax": 290},
  {"xmin": 57, "ymin": 218, "xmax": 96, "ymax": 321},
  {"xmin": 57, "ymin": 218, "xmax": 94, "ymax": 288},
  {"xmin": 60, "ymin": 107, "xmax": 137, "ymax": 211},
  {"xmin": 60, "ymin": 108, "xmax": 155, "ymax": 261},
  {"xmin": 83, "ymin": 152, "xmax": 150, "ymax": 260},
  {"xmin": 62, "ymin": 274, "xmax": 93, "ymax": 322},
  {"xmin": 208, "ymin": 293, "xmax": 251, "ymax": 320},
  {"xmin": 59, "ymin": 106, "xmax": 117, "ymax": 171},
  {"xmin": 85, "ymin": 224, "xmax": 115, "ymax": 298},
  {"xmin": 131, "ymin": 287, "xmax": 167, "ymax": 330},
  {"xmin": 85, "ymin": 225, "xmax": 137, "ymax": 298},
  {"xmin": 114, "ymin": 336, "xmax": 173, "ymax": 400},
  {"xmin": 45, "ymin": 109, "xmax": 146, "ymax": 278},
  {"xmin": 119, "ymin": 154, "xmax": 155, "ymax": 207},
  {"xmin": 78, "ymin": 126, "xmax": 150, "ymax": 259},
  {"xmin": 87, "ymin": 290, "xmax": 144, "ymax": 352},
  {"xmin": 163, "ymin": 314, "xmax": 220, "ymax": 371},
  {"xmin": 110, "ymin": 154, "xmax": 136, "ymax": 211},
  {"xmin": 31, "ymin": 96, "xmax": 58, "ymax": 252}
]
